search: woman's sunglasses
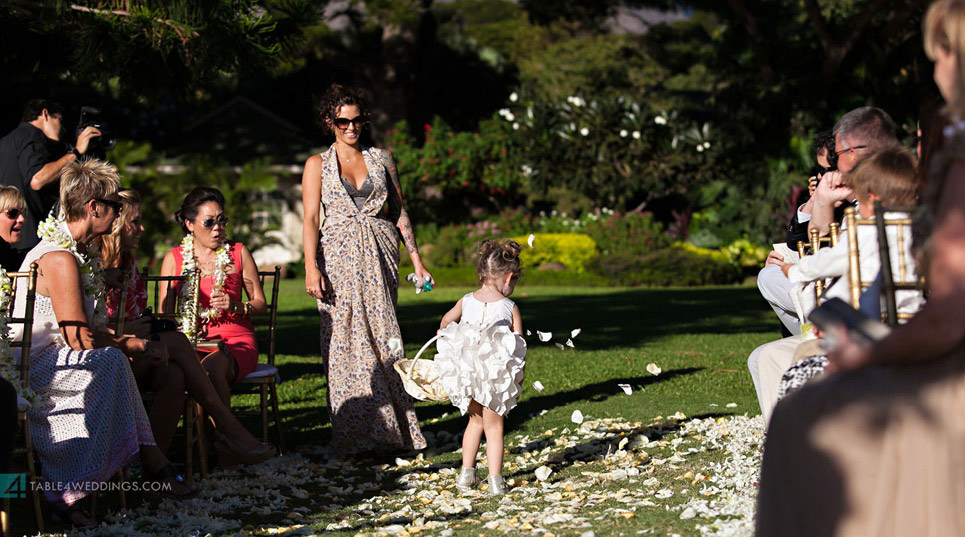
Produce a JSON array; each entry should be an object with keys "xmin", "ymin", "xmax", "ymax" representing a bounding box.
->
[
  {"xmin": 2, "ymin": 208, "xmax": 21, "ymax": 219},
  {"xmin": 333, "ymin": 116, "xmax": 366, "ymax": 130},
  {"xmin": 200, "ymin": 216, "xmax": 229, "ymax": 229}
]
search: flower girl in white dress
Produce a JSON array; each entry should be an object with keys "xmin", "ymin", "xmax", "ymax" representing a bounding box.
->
[{"xmin": 436, "ymin": 239, "xmax": 526, "ymax": 495}]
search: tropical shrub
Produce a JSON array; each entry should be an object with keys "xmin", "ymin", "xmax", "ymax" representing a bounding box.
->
[
  {"xmin": 590, "ymin": 243, "xmax": 741, "ymax": 287},
  {"xmin": 584, "ymin": 211, "xmax": 673, "ymax": 257},
  {"xmin": 511, "ymin": 233, "xmax": 598, "ymax": 272}
]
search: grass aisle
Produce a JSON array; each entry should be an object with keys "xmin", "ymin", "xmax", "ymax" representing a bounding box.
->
[{"xmin": 41, "ymin": 281, "xmax": 779, "ymax": 537}]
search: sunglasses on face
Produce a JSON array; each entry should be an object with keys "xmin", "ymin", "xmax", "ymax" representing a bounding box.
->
[
  {"xmin": 199, "ymin": 216, "xmax": 229, "ymax": 229},
  {"xmin": 2, "ymin": 208, "xmax": 21, "ymax": 219},
  {"xmin": 333, "ymin": 116, "xmax": 366, "ymax": 130},
  {"xmin": 93, "ymin": 197, "xmax": 122, "ymax": 214}
]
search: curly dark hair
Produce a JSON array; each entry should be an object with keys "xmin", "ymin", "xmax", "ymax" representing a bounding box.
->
[
  {"xmin": 316, "ymin": 84, "xmax": 370, "ymax": 133},
  {"xmin": 811, "ymin": 130, "xmax": 835, "ymax": 158}
]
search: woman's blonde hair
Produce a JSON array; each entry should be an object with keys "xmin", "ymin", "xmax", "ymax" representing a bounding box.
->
[
  {"xmin": 924, "ymin": 0, "xmax": 965, "ymax": 118},
  {"xmin": 843, "ymin": 145, "xmax": 919, "ymax": 206},
  {"xmin": 475, "ymin": 239, "xmax": 523, "ymax": 284},
  {"xmin": 97, "ymin": 189, "xmax": 141, "ymax": 269},
  {"xmin": 0, "ymin": 186, "xmax": 26, "ymax": 214},
  {"xmin": 59, "ymin": 159, "xmax": 120, "ymax": 222}
]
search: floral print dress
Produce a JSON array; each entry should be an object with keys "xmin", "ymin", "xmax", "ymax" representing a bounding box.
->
[{"xmin": 316, "ymin": 144, "xmax": 426, "ymax": 457}]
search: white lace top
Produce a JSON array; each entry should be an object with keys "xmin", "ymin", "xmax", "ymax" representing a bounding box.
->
[{"xmin": 12, "ymin": 239, "xmax": 97, "ymax": 353}]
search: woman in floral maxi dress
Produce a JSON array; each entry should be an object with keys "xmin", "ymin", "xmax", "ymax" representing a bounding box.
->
[{"xmin": 302, "ymin": 85, "xmax": 431, "ymax": 457}]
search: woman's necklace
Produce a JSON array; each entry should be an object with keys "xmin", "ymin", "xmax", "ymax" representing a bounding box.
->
[
  {"xmin": 37, "ymin": 212, "xmax": 107, "ymax": 328},
  {"xmin": 0, "ymin": 268, "xmax": 37, "ymax": 409},
  {"xmin": 177, "ymin": 234, "xmax": 231, "ymax": 341}
]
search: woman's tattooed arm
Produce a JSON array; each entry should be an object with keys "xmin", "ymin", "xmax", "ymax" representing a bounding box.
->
[{"xmin": 383, "ymin": 150, "xmax": 419, "ymax": 255}]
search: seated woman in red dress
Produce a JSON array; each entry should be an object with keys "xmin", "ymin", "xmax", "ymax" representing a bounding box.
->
[
  {"xmin": 99, "ymin": 189, "xmax": 274, "ymax": 464},
  {"xmin": 159, "ymin": 187, "xmax": 267, "ymax": 407}
]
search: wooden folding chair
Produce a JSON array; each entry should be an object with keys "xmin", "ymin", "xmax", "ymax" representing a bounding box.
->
[
  {"xmin": 140, "ymin": 271, "xmax": 207, "ymax": 485},
  {"xmin": 229, "ymin": 266, "xmax": 285, "ymax": 453},
  {"xmin": 844, "ymin": 204, "xmax": 921, "ymax": 327},
  {"xmin": 1, "ymin": 264, "xmax": 43, "ymax": 537},
  {"xmin": 795, "ymin": 222, "xmax": 840, "ymax": 303}
]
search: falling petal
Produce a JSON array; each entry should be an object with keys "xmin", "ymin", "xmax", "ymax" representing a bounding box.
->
[
  {"xmin": 537, "ymin": 331, "xmax": 552, "ymax": 342},
  {"xmin": 526, "ymin": 329, "xmax": 532, "ymax": 336},
  {"xmin": 527, "ymin": 234, "xmax": 535, "ymax": 248},
  {"xmin": 571, "ymin": 410, "xmax": 584, "ymax": 424},
  {"xmin": 618, "ymin": 383, "xmax": 632, "ymax": 395},
  {"xmin": 570, "ymin": 328, "xmax": 581, "ymax": 338},
  {"xmin": 647, "ymin": 363, "xmax": 662, "ymax": 376},
  {"xmin": 388, "ymin": 338, "xmax": 403, "ymax": 354},
  {"xmin": 533, "ymin": 381, "xmax": 544, "ymax": 392},
  {"xmin": 565, "ymin": 339, "xmax": 575, "ymax": 348},
  {"xmin": 555, "ymin": 342, "xmax": 565, "ymax": 350},
  {"xmin": 535, "ymin": 466, "xmax": 553, "ymax": 481}
]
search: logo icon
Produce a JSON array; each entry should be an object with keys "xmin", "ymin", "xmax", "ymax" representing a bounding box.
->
[{"xmin": 0, "ymin": 474, "xmax": 26, "ymax": 499}]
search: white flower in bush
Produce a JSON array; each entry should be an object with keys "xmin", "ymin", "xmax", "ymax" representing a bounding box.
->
[
  {"xmin": 510, "ymin": 92, "xmax": 518, "ymax": 102},
  {"xmin": 632, "ymin": 131, "xmax": 641, "ymax": 139},
  {"xmin": 697, "ymin": 145, "xmax": 705, "ymax": 152},
  {"xmin": 580, "ymin": 127, "xmax": 589, "ymax": 136},
  {"xmin": 521, "ymin": 165, "xmax": 533, "ymax": 177},
  {"xmin": 620, "ymin": 129, "xmax": 628, "ymax": 138},
  {"xmin": 498, "ymin": 108, "xmax": 515, "ymax": 121},
  {"xmin": 513, "ymin": 123, "xmax": 519, "ymax": 130},
  {"xmin": 655, "ymin": 115, "xmax": 668, "ymax": 125},
  {"xmin": 703, "ymin": 141, "xmax": 711, "ymax": 149}
]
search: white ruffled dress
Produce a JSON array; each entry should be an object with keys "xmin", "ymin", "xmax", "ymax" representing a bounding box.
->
[{"xmin": 435, "ymin": 293, "xmax": 526, "ymax": 416}]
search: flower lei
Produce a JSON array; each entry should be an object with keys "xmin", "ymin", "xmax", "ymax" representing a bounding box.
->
[
  {"xmin": 177, "ymin": 234, "xmax": 231, "ymax": 341},
  {"xmin": 37, "ymin": 212, "xmax": 108, "ymax": 328},
  {"xmin": 0, "ymin": 269, "xmax": 38, "ymax": 409}
]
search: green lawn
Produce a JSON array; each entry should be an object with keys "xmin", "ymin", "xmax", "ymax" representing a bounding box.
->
[{"xmin": 20, "ymin": 280, "xmax": 778, "ymax": 536}]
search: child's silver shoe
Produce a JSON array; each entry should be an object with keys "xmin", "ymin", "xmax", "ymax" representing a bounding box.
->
[
  {"xmin": 487, "ymin": 474, "xmax": 507, "ymax": 496},
  {"xmin": 455, "ymin": 467, "xmax": 479, "ymax": 491}
]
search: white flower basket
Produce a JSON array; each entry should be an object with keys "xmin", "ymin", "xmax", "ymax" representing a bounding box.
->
[{"xmin": 394, "ymin": 334, "xmax": 450, "ymax": 402}]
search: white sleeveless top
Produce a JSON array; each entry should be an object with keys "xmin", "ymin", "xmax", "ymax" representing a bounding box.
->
[
  {"xmin": 461, "ymin": 292, "xmax": 516, "ymax": 330},
  {"xmin": 12, "ymin": 233, "xmax": 98, "ymax": 353}
]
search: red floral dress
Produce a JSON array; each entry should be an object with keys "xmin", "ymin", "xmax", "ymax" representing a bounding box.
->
[{"xmin": 106, "ymin": 262, "xmax": 149, "ymax": 322}]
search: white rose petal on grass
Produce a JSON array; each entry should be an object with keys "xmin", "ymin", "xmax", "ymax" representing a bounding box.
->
[
  {"xmin": 388, "ymin": 338, "xmax": 403, "ymax": 354},
  {"xmin": 537, "ymin": 331, "xmax": 552, "ymax": 342},
  {"xmin": 646, "ymin": 363, "xmax": 662, "ymax": 376},
  {"xmin": 535, "ymin": 466, "xmax": 553, "ymax": 481},
  {"xmin": 655, "ymin": 488, "xmax": 674, "ymax": 499},
  {"xmin": 527, "ymin": 234, "xmax": 535, "ymax": 248},
  {"xmin": 566, "ymin": 339, "xmax": 575, "ymax": 348},
  {"xmin": 570, "ymin": 328, "xmax": 581, "ymax": 338},
  {"xmin": 618, "ymin": 383, "xmax": 632, "ymax": 395},
  {"xmin": 680, "ymin": 507, "xmax": 697, "ymax": 520},
  {"xmin": 533, "ymin": 381, "xmax": 545, "ymax": 392},
  {"xmin": 571, "ymin": 410, "xmax": 584, "ymax": 424},
  {"xmin": 726, "ymin": 403, "xmax": 738, "ymax": 408}
]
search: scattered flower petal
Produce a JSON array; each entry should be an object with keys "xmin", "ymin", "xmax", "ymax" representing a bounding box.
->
[
  {"xmin": 618, "ymin": 383, "xmax": 632, "ymax": 395},
  {"xmin": 647, "ymin": 363, "xmax": 662, "ymax": 376},
  {"xmin": 537, "ymin": 330, "xmax": 552, "ymax": 342},
  {"xmin": 527, "ymin": 234, "xmax": 535, "ymax": 248},
  {"xmin": 570, "ymin": 328, "xmax": 581, "ymax": 338},
  {"xmin": 535, "ymin": 466, "xmax": 553, "ymax": 481},
  {"xmin": 533, "ymin": 381, "xmax": 544, "ymax": 392},
  {"xmin": 566, "ymin": 338, "xmax": 575, "ymax": 348},
  {"xmin": 555, "ymin": 342, "xmax": 565, "ymax": 350},
  {"xmin": 571, "ymin": 410, "xmax": 584, "ymax": 424},
  {"xmin": 726, "ymin": 403, "xmax": 738, "ymax": 408},
  {"xmin": 388, "ymin": 337, "xmax": 403, "ymax": 354}
]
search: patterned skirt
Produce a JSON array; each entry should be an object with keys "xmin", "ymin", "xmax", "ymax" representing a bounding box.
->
[{"xmin": 28, "ymin": 345, "xmax": 154, "ymax": 505}]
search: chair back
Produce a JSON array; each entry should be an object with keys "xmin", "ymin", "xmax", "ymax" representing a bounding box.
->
[
  {"xmin": 844, "ymin": 204, "xmax": 920, "ymax": 326},
  {"xmin": 141, "ymin": 269, "xmax": 201, "ymax": 345},
  {"xmin": 253, "ymin": 266, "xmax": 281, "ymax": 367},
  {"xmin": 6, "ymin": 264, "xmax": 39, "ymax": 396},
  {"xmin": 110, "ymin": 270, "xmax": 130, "ymax": 335}
]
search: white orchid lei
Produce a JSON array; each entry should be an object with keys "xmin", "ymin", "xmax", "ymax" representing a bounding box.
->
[
  {"xmin": 0, "ymin": 269, "xmax": 37, "ymax": 408},
  {"xmin": 38, "ymin": 212, "xmax": 108, "ymax": 328},
  {"xmin": 177, "ymin": 234, "xmax": 231, "ymax": 341}
]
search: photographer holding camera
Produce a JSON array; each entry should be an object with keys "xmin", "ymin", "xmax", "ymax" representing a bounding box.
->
[{"xmin": 0, "ymin": 99, "xmax": 101, "ymax": 263}]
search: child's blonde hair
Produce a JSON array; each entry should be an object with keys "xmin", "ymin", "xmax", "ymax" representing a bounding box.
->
[
  {"xmin": 843, "ymin": 145, "xmax": 919, "ymax": 206},
  {"xmin": 475, "ymin": 239, "xmax": 523, "ymax": 284}
]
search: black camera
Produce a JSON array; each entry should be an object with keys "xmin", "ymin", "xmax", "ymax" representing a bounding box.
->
[{"xmin": 75, "ymin": 106, "xmax": 116, "ymax": 153}]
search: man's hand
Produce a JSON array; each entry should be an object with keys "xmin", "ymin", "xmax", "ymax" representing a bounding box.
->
[
  {"xmin": 74, "ymin": 126, "xmax": 101, "ymax": 155},
  {"xmin": 812, "ymin": 171, "xmax": 853, "ymax": 206},
  {"xmin": 765, "ymin": 250, "xmax": 785, "ymax": 267}
]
